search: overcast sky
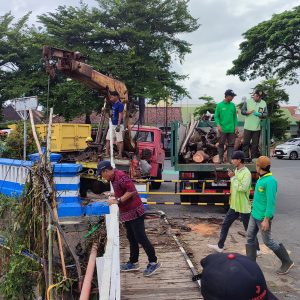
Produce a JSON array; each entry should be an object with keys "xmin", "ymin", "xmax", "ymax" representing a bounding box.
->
[{"xmin": 1, "ymin": 0, "xmax": 299, "ymax": 106}]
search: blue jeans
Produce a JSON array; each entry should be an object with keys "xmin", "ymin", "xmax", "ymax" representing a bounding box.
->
[
  {"xmin": 246, "ymin": 215, "xmax": 280, "ymax": 252},
  {"xmin": 218, "ymin": 208, "xmax": 260, "ymax": 250}
]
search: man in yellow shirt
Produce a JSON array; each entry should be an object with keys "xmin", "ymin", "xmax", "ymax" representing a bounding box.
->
[{"xmin": 208, "ymin": 151, "xmax": 259, "ymax": 253}]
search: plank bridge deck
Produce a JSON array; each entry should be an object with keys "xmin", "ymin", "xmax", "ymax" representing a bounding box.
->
[{"xmin": 120, "ymin": 217, "xmax": 201, "ymax": 300}]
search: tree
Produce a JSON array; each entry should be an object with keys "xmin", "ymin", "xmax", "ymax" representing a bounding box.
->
[
  {"xmin": 38, "ymin": 0, "xmax": 199, "ymax": 122},
  {"xmin": 1, "ymin": 1, "xmax": 199, "ymax": 122},
  {"xmin": 227, "ymin": 6, "xmax": 300, "ymax": 84},
  {"xmin": 193, "ymin": 95, "xmax": 216, "ymax": 118},
  {"xmin": 254, "ymin": 79, "xmax": 289, "ymax": 140},
  {"xmin": 0, "ymin": 13, "xmax": 47, "ymax": 115}
]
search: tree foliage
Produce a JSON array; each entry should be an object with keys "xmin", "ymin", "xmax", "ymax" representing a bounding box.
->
[
  {"xmin": 193, "ymin": 95, "xmax": 216, "ymax": 118},
  {"xmin": 227, "ymin": 6, "xmax": 300, "ymax": 84},
  {"xmin": 254, "ymin": 79, "xmax": 289, "ymax": 139},
  {"xmin": 0, "ymin": 13, "xmax": 48, "ymax": 110},
  {"xmin": 2, "ymin": 122, "xmax": 39, "ymax": 159},
  {"xmin": 0, "ymin": 1, "xmax": 199, "ymax": 121}
]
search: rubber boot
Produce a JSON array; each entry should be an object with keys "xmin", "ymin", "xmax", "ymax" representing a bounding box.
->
[
  {"xmin": 273, "ymin": 244, "xmax": 294, "ymax": 275},
  {"xmin": 246, "ymin": 244, "xmax": 257, "ymax": 262}
]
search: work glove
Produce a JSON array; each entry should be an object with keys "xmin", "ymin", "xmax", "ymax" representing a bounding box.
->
[
  {"xmin": 252, "ymin": 112, "xmax": 261, "ymax": 117},
  {"xmin": 115, "ymin": 125, "xmax": 120, "ymax": 132}
]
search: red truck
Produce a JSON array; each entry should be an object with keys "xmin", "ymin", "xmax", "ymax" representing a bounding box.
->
[{"xmin": 79, "ymin": 125, "xmax": 165, "ymax": 196}]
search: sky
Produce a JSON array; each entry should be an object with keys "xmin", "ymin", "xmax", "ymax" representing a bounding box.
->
[{"xmin": 1, "ymin": 0, "xmax": 300, "ymax": 106}]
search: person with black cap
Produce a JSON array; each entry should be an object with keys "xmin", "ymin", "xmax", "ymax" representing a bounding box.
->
[
  {"xmin": 97, "ymin": 160, "xmax": 161, "ymax": 277},
  {"xmin": 199, "ymin": 252, "xmax": 278, "ymax": 300},
  {"xmin": 241, "ymin": 90, "xmax": 268, "ymax": 160},
  {"xmin": 105, "ymin": 91, "xmax": 125, "ymax": 159},
  {"xmin": 208, "ymin": 151, "xmax": 260, "ymax": 253},
  {"xmin": 214, "ymin": 89, "xmax": 238, "ymax": 163},
  {"xmin": 246, "ymin": 156, "xmax": 294, "ymax": 275}
]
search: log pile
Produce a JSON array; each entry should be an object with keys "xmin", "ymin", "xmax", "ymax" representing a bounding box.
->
[{"xmin": 180, "ymin": 120, "xmax": 244, "ymax": 164}]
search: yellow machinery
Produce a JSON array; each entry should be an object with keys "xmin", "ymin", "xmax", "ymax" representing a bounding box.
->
[{"xmin": 35, "ymin": 123, "xmax": 91, "ymax": 152}]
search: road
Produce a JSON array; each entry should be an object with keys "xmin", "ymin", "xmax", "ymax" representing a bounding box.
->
[{"xmin": 148, "ymin": 158, "xmax": 300, "ymax": 296}]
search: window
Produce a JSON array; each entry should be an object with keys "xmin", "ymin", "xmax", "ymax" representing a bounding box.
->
[{"xmin": 131, "ymin": 131, "xmax": 154, "ymax": 142}]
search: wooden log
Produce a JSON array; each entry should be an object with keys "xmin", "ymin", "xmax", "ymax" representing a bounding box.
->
[
  {"xmin": 180, "ymin": 120, "xmax": 199, "ymax": 154},
  {"xmin": 192, "ymin": 150, "xmax": 209, "ymax": 163},
  {"xmin": 212, "ymin": 155, "xmax": 220, "ymax": 164}
]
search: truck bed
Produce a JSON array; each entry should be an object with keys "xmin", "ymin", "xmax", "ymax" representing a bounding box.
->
[{"xmin": 174, "ymin": 162, "xmax": 257, "ymax": 172}]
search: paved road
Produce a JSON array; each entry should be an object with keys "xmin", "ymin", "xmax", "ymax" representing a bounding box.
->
[{"xmin": 149, "ymin": 158, "xmax": 300, "ymax": 267}]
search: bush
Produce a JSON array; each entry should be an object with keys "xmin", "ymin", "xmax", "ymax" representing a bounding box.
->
[{"xmin": 2, "ymin": 122, "xmax": 39, "ymax": 159}]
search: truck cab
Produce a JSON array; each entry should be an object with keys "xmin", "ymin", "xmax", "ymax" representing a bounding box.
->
[{"xmin": 79, "ymin": 125, "xmax": 165, "ymax": 195}]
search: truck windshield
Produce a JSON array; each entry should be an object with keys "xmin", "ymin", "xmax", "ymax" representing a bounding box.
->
[{"xmin": 131, "ymin": 131, "xmax": 154, "ymax": 142}]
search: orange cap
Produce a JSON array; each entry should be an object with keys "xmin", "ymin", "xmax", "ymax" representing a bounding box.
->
[{"xmin": 256, "ymin": 156, "xmax": 271, "ymax": 169}]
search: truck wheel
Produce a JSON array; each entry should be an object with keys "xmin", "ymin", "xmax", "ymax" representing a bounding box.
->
[
  {"xmin": 91, "ymin": 180, "xmax": 110, "ymax": 194},
  {"xmin": 80, "ymin": 178, "xmax": 90, "ymax": 197},
  {"xmin": 150, "ymin": 166, "xmax": 162, "ymax": 190},
  {"xmin": 180, "ymin": 195, "xmax": 190, "ymax": 203}
]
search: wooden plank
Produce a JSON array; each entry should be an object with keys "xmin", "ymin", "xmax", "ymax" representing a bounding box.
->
[{"xmin": 120, "ymin": 218, "xmax": 201, "ymax": 300}]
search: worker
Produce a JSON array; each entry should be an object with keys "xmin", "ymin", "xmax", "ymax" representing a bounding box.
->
[
  {"xmin": 199, "ymin": 253, "xmax": 278, "ymax": 300},
  {"xmin": 246, "ymin": 156, "xmax": 294, "ymax": 275},
  {"xmin": 85, "ymin": 136, "xmax": 93, "ymax": 146},
  {"xmin": 97, "ymin": 160, "xmax": 161, "ymax": 276},
  {"xmin": 241, "ymin": 90, "xmax": 268, "ymax": 160},
  {"xmin": 214, "ymin": 89, "xmax": 238, "ymax": 163},
  {"xmin": 208, "ymin": 151, "xmax": 260, "ymax": 254},
  {"xmin": 105, "ymin": 91, "xmax": 124, "ymax": 159}
]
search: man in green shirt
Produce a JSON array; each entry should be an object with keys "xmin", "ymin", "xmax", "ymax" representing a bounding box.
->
[
  {"xmin": 208, "ymin": 151, "xmax": 260, "ymax": 253},
  {"xmin": 241, "ymin": 90, "xmax": 268, "ymax": 159},
  {"xmin": 246, "ymin": 156, "xmax": 294, "ymax": 275},
  {"xmin": 214, "ymin": 89, "xmax": 238, "ymax": 163}
]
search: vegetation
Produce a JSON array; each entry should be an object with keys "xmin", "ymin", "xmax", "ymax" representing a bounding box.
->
[
  {"xmin": 0, "ymin": 194, "xmax": 42, "ymax": 300},
  {"xmin": 193, "ymin": 95, "xmax": 216, "ymax": 118},
  {"xmin": 227, "ymin": 6, "xmax": 300, "ymax": 85},
  {"xmin": 2, "ymin": 122, "xmax": 38, "ymax": 159},
  {"xmin": 0, "ymin": 1, "xmax": 199, "ymax": 121}
]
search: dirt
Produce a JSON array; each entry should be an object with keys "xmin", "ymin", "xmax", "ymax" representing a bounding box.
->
[{"xmin": 170, "ymin": 217, "xmax": 300, "ymax": 300}]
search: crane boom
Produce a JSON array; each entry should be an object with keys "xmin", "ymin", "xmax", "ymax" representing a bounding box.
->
[{"xmin": 42, "ymin": 46, "xmax": 128, "ymax": 102}]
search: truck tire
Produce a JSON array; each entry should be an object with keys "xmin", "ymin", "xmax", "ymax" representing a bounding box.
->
[
  {"xmin": 150, "ymin": 166, "xmax": 162, "ymax": 190},
  {"xmin": 180, "ymin": 195, "xmax": 191, "ymax": 203},
  {"xmin": 91, "ymin": 180, "xmax": 110, "ymax": 194},
  {"xmin": 80, "ymin": 178, "xmax": 90, "ymax": 197}
]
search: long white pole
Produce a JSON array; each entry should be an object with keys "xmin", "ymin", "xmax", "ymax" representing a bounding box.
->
[{"xmin": 23, "ymin": 110, "xmax": 27, "ymax": 161}]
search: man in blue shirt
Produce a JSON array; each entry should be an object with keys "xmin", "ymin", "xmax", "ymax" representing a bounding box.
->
[{"xmin": 105, "ymin": 91, "xmax": 124, "ymax": 158}]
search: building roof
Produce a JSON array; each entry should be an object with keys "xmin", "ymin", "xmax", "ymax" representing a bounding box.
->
[
  {"xmin": 281, "ymin": 105, "xmax": 300, "ymax": 121},
  {"xmin": 1, "ymin": 105, "xmax": 43, "ymax": 123}
]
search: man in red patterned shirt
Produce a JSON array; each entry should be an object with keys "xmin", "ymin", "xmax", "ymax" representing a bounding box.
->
[{"xmin": 97, "ymin": 160, "xmax": 161, "ymax": 276}]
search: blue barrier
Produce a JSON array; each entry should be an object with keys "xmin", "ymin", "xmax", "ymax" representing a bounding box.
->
[{"xmin": 0, "ymin": 157, "xmax": 110, "ymax": 218}]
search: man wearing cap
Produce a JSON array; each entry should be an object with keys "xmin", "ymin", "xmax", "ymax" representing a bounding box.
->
[
  {"xmin": 97, "ymin": 160, "xmax": 161, "ymax": 276},
  {"xmin": 105, "ymin": 91, "xmax": 124, "ymax": 159},
  {"xmin": 214, "ymin": 89, "xmax": 238, "ymax": 163},
  {"xmin": 241, "ymin": 90, "xmax": 268, "ymax": 160},
  {"xmin": 246, "ymin": 156, "xmax": 294, "ymax": 275},
  {"xmin": 208, "ymin": 151, "xmax": 260, "ymax": 253},
  {"xmin": 199, "ymin": 252, "xmax": 278, "ymax": 300}
]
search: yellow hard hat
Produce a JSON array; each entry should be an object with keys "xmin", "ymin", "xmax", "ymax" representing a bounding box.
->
[{"xmin": 86, "ymin": 137, "xmax": 93, "ymax": 142}]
